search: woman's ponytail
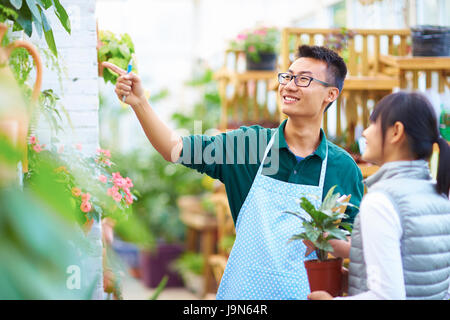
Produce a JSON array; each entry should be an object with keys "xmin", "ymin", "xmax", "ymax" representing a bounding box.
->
[{"xmin": 436, "ymin": 137, "xmax": 450, "ymax": 197}]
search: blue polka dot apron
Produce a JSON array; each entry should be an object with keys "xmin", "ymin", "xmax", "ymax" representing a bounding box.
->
[{"xmin": 216, "ymin": 131, "xmax": 328, "ymax": 300}]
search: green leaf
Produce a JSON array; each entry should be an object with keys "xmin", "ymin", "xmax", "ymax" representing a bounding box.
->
[
  {"xmin": 340, "ymin": 222, "xmax": 353, "ymax": 233},
  {"xmin": 40, "ymin": 9, "xmax": 57, "ymax": 57},
  {"xmin": 9, "ymin": 0, "xmax": 23, "ymax": 10},
  {"xmin": 304, "ymin": 223, "xmax": 321, "ymax": 243},
  {"xmin": 284, "ymin": 210, "xmax": 308, "ymax": 223},
  {"xmin": 315, "ymin": 240, "xmax": 333, "ymax": 253},
  {"xmin": 320, "ymin": 185, "xmax": 340, "ymax": 211},
  {"xmin": 25, "ymin": 0, "xmax": 42, "ymax": 25},
  {"xmin": 52, "ymin": 0, "xmax": 70, "ymax": 34},
  {"xmin": 118, "ymin": 43, "xmax": 130, "ymax": 58},
  {"xmin": 325, "ymin": 227, "xmax": 349, "ymax": 241},
  {"xmin": 16, "ymin": 5, "xmax": 32, "ymax": 36},
  {"xmin": 40, "ymin": 0, "xmax": 52, "ymax": 9},
  {"xmin": 39, "ymin": 5, "xmax": 51, "ymax": 32},
  {"xmin": 299, "ymin": 197, "xmax": 315, "ymax": 214},
  {"xmin": 150, "ymin": 275, "xmax": 168, "ymax": 300},
  {"xmin": 32, "ymin": 18, "xmax": 42, "ymax": 38},
  {"xmin": 288, "ymin": 233, "xmax": 307, "ymax": 243}
]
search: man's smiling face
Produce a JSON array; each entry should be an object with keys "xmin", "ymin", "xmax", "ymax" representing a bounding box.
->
[{"xmin": 278, "ymin": 57, "xmax": 333, "ymax": 119}]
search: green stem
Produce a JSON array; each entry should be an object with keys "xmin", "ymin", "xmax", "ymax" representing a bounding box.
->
[{"xmin": 317, "ymin": 249, "xmax": 328, "ymax": 262}]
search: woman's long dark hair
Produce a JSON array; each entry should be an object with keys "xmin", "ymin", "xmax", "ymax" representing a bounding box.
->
[{"xmin": 370, "ymin": 91, "xmax": 450, "ymax": 197}]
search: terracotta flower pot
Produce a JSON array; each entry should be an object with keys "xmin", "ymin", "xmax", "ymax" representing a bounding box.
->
[{"xmin": 304, "ymin": 258, "xmax": 343, "ymax": 297}]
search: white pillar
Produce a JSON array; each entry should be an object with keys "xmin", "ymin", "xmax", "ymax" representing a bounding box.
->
[{"xmin": 32, "ymin": 0, "xmax": 104, "ymax": 300}]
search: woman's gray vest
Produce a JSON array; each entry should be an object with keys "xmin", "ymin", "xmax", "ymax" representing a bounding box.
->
[{"xmin": 348, "ymin": 160, "xmax": 450, "ymax": 299}]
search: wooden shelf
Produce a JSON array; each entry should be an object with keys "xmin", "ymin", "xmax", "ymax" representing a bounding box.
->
[
  {"xmin": 380, "ymin": 55, "xmax": 450, "ymax": 70},
  {"xmin": 358, "ymin": 163, "xmax": 379, "ymax": 178},
  {"xmin": 344, "ymin": 75, "xmax": 399, "ymax": 90}
]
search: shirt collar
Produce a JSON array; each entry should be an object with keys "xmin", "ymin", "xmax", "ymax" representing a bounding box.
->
[{"xmin": 275, "ymin": 119, "xmax": 327, "ymax": 160}]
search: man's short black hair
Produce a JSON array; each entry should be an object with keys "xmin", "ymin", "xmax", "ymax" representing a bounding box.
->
[{"xmin": 296, "ymin": 45, "xmax": 347, "ymax": 111}]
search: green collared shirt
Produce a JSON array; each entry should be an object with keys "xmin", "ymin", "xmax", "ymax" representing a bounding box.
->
[{"xmin": 178, "ymin": 119, "xmax": 364, "ymax": 226}]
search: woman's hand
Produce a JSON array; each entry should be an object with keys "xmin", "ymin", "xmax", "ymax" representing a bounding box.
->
[
  {"xmin": 308, "ymin": 291, "xmax": 333, "ymax": 300},
  {"xmin": 102, "ymin": 62, "xmax": 146, "ymax": 107}
]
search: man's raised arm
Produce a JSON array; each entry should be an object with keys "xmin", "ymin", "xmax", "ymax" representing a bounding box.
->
[{"xmin": 102, "ymin": 62, "xmax": 183, "ymax": 162}]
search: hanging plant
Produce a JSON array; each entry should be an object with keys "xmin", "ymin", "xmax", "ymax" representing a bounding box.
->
[{"xmin": 0, "ymin": 0, "xmax": 71, "ymax": 57}]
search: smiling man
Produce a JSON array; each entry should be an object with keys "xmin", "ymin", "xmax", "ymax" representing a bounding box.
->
[{"xmin": 103, "ymin": 45, "xmax": 364, "ymax": 300}]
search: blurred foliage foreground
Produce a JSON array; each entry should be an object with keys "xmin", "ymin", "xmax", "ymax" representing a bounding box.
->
[
  {"xmin": 0, "ymin": 71, "xmax": 92, "ymax": 298},
  {"xmin": 0, "ymin": 64, "xmax": 151, "ymax": 299}
]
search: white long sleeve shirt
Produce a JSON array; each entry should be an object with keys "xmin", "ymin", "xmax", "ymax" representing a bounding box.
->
[{"xmin": 335, "ymin": 191, "xmax": 450, "ymax": 300}]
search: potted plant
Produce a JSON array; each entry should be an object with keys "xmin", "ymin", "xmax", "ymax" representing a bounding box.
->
[
  {"xmin": 230, "ymin": 26, "xmax": 280, "ymax": 71},
  {"xmin": 411, "ymin": 25, "xmax": 450, "ymax": 57},
  {"xmin": 171, "ymin": 252, "xmax": 205, "ymax": 296},
  {"xmin": 323, "ymin": 27, "xmax": 356, "ymax": 65},
  {"xmin": 285, "ymin": 185, "xmax": 355, "ymax": 297},
  {"xmin": 97, "ymin": 30, "xmax": 137, "ymax": 83}
]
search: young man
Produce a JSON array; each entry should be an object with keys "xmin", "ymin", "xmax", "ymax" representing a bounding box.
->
[{"xmin": 103, "ymin": 45, "xmax": 364, "ymax": 300}]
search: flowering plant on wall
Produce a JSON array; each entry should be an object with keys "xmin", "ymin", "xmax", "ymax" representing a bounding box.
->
[
  {"xmin": 229, "ymin": 26, "xmax": 280, "ymax": 63},
  {"xmin": 324, "ymin": 28, "xmax": 356, "ymax": 64},
  {"xmin": 26, "ymin": 136, "xmax": 137, "ymax": 228}
]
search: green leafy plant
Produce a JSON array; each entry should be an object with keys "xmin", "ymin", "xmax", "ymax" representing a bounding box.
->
[
  {"xmin": 0, "ymin": 136, "xmax": 95, "ymax": 299},
  {"xmin": 218, "ymin": 234, "xmax": 235, "ymax": 256},
  {"xmin": 171, "ymin": 252, "xmax": 204, "ymax": 276},
  {"xmin": 173, "ymin": 64, "xmax": 221, "ymax": 132},
  {"xmin": 98, "ymin": 30, "xmax": 136, "ymax": 85},
  {"xmin": 0, "ymin": 0, "xmax": 71, "ymax": 57},
  {"xmin": 229, "ymin": 26, "xmax": 280, "ymax": 62},
  {"xmin": 285, "ymin": 185, "xmax": 355, "ymax": 262},
  {"xmin": 25, "ymin": 138, "xmax": 137, "ymax": 225},
  {"xmin": 111, "ymin": 149, "xmax": 205, "ymax": 244}
]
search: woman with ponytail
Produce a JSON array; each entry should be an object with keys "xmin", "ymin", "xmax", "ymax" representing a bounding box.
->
[{"xmin": 309, "ymin": 91, "xmax": 450, "ymax": 300}]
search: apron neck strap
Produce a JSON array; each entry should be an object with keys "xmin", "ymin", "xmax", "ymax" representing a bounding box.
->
[{"xmin": 257, "ymin": 130, "xmax": 328, "ymax": 189}]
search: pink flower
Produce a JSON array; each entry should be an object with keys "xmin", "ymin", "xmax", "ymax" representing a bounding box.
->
[
  {"xmin": 248, "ymin": 45, "xmax": 256, "ymax": 53},
  {"xmin": 81, "ymin": 193, "xmax": 91, "ymax": 202},
  {"xmin": 33, "ymin": 144, "xmax": 42, "ymax": 153},
  {"xmin": 104, "ymin": 159, "xmax": 112, "ymax": 167},
  {"xmin": 98, "ymin": 175, "xmax": 108, "ymax": 183},
  {"xmin": 237, "ymin": 33, "xmax": 247, "ymax": 41},
  {"xmin": 75, "ymin": 143, "xmax": 82, "ymax": 151},
  {"xmin": 112, "ymin": 172, "xmax": 122, "ymax": 180},
  {"xmin": 107, "ymin": 186, "xmax": 119, "ymax": 196},
  {"xmin": 112, "ymin": 192, "xmax": 122, "ymax": 202},
  {"xmin": 97, "ymin": 148, "xmax": 111, "ymax": 158},
  {"xmin": 112, "ymin": 172, "xmax": 126, "ymax": 187},
  {"xmin": 102, "ymin": 149, "xmax": 111, "ymax": 158},
  {"xmin": 29, "ymin": 136, "xmax": 37, "ymax": 144},
  {"xmin": 80, "ymin": 201, "xmax": 92, "ymax": 213},
  {"xmin": 254, "ymin": 29, "xmax": 267, "ymax": 36},
  {"xmin": 72, "ymin": 187, "xmax": 82, "ymax": 197},
  {"xmin": 124, "ymin": 177, "xmax": 133, "ymax": 188},
  {"xmin": 124, "ymin": 193, "xmax": 133, "ymax": 205}
]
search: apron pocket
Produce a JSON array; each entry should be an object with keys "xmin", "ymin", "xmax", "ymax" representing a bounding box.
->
[{"xmin": 240, "ymin": 266, "xmax": 311, "ymax": 300}]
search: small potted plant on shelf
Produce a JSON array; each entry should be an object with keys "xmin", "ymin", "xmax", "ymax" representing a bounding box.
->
[
  {"xmin": 285, "ymin": 185, "xmax": 355, "ymax": 297},
  {"xmin": 230, "ymin": 26, "xmax": 280, "ymax": 71},
  {"xmin": 323, "ymin": 27, "xmax": 356, "ymax": 65},
  {"xmin": 171, "ymin": 252, "xmax": 205, "ymax": 297}
]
